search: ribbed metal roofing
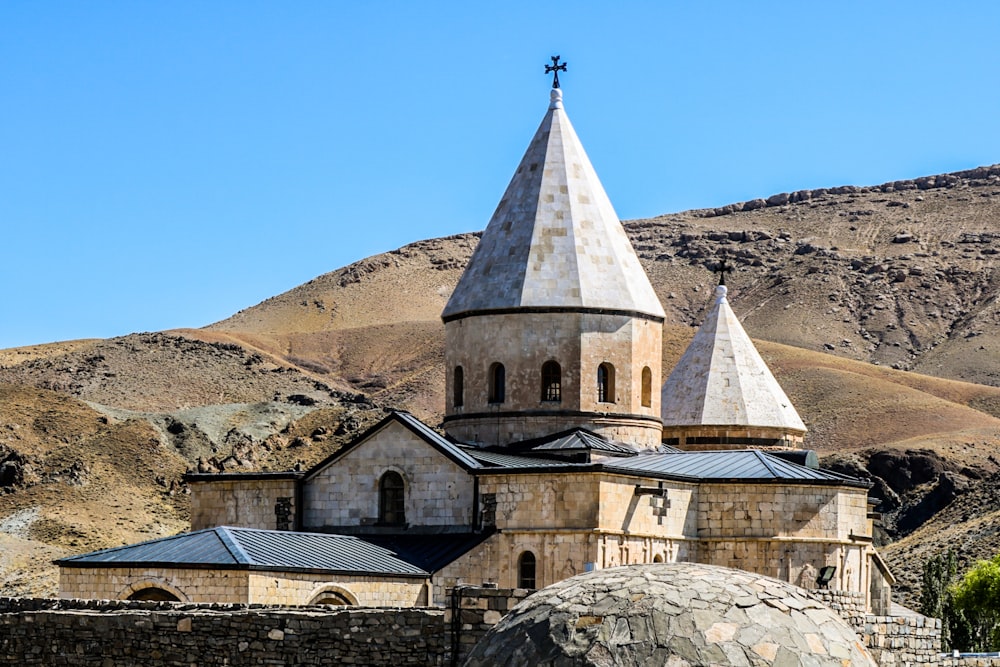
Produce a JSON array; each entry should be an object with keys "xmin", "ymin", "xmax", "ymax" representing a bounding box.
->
[
  {"xmin": 462, "ymin": 447, "xmax": 576, "ymax": 469},
  {"xmin": 607, "ymin": 450, "xmax": 865, "ymax": 485},
  {"xmin": 442, "ymin": 88, "xmax": 664, "ymax": 321},
  {"xmin": 526, "ymin": 429, "xmax": 636, "ymax": 455},
  {"xmin": 57, "ymin": 527, "xmax": 429, "ymax": 576},
  {"xmin": 358, "ymin": 533, "xmax": 493, "ymax": 573}
]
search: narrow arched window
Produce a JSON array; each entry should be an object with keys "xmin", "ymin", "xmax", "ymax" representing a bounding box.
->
[
  {"xmin": 518, "ymin": 551, "xmax": 537, "ymax": 589},
  {"xmin": 489, "ymin": 363, "xmax": 505, "ymax": 404},
  {"xmin": 453, "ymin": 366, "xmax": 464, "ymax": 407},
  {"xmin": 541, "ymin": 360, "xmax": 561, "ymax": 402},
  {"xmin": 641, "ymin": 366, "xmax": 652, "ymax": 408},
  {"xmin": 378, "ymin": 471, "xmax": 405, "ymax": 526},
  {"xmin": 597, "ymin": 363, "xmax": 615, "ymax": 403}
]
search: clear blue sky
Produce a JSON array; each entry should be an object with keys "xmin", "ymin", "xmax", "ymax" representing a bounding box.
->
[{"xmin": 3, "ymin": 2, "xmax": 999, "ymax": 348}]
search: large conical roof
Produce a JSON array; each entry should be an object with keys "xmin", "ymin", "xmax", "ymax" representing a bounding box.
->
[
  {"xmin": 442, "ymin": 89, "xmax": 664, "ymax": 321},
  {"xmin": 660, "ymin": 285, "xmax": 806, "ymax": 433}
]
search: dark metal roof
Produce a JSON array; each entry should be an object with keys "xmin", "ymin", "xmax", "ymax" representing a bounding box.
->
[
  {"xmin": 357, "ymin": 532, "xmax": 493, "ymax": 573},
  {"xmin": 460, "ymin": 447, "xmax": 577, "ymax": 468},
  {"xmin": 606, "ymin": 450, "xmax": 869, "ymax": 486},
  {"xmin": 467, "ymin": 448, "xmax": 868, "ymax": 487},
  {"xmin": 524, "ymin": 429, "xmax": 636, "ymax": 455},
  {"xmin": 56, "ymin": 527, "xmax": 429, "ymax": 577}
]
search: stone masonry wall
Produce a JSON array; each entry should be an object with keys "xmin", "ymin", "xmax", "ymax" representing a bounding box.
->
[
  {"xmin": 0, "ymin": 598, "xmax": 446, "ymax": 667},
  {"xmin": 859, "ymin": 613, "xmax": 942, "ymax": 667},
  {"xmin": 303, "ymin": 419, "xmax": 474, "ymax": 530},
  {"xmin": 189, "ymin": 477, "xmax": 298, "ymax": 531},
  {"xmin": 0, "ymin": 591, "xmax": 976, "ymax": 667}
]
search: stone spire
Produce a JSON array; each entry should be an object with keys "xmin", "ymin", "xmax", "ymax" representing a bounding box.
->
[
  {"xmin": 660, "ymin": 285, "xmax": 806, "ymax": 449},
  {"xmin": 442, "ymin": 88, "xmax": 664, "ymax": 322},
  {"xmin": 442, "ymin": 85, "xmax": 665, "ymax": 449}
]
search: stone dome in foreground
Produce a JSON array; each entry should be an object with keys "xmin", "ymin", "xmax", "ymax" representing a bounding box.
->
[{"xmin": 463, "ymin": 563, "xmax": 876, "ymax": 667}]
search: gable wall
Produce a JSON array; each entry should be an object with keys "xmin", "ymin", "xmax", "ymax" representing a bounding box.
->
[{"xmin": 302, "ymin": 420, "xmax": 474, "ymax": 529}]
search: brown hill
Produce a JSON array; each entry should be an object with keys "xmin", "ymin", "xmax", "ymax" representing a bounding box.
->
[{"xmin": 2, "ymin": 164, "xmax": 1000, "ymax": 600}]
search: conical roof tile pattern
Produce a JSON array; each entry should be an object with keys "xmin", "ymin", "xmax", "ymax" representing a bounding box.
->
[
  {"xmin": 660, "ymin": 285, "xmax": 806, "ymax": 433},
  {"xmin": 442, "ymin": 89, "xmax": 664, "ymax": 321}
]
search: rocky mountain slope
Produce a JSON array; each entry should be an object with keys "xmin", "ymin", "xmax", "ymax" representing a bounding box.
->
[{"xmin": 2, "ymin": 165, "xmax": 1000, "ymax": 602}]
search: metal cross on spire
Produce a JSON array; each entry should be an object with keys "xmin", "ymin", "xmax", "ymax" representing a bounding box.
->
[
  {"xmin": 713, "ymin": 257, "xmax": 734, "ymax": 286},
  {"xmin": 545, "ymin": 55, "xmax": 567, "ymax": 89}
]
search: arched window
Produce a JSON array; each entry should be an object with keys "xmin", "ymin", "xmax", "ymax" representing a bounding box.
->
[
  {"xmin": 641, "ymin": 366, "xmax": 652, "ymax": 407},
  {"xmin": 541, "ymin": 360, "xmax": 561, "ymax": 402},
  {"xmin": 597, "ymin": 363, "xmax": 615, "ymax": 403},
  {"xmin": 378, "ymin": 471, "xmax": 405, "ymax": 526},
  {"xmin": 453, "ymin": 366, "xmax": 464, "ymax": 407},
  {"xmin": 127, "ymin": 587, "xmax": 181, "ymax": 602},
  {"xmin": 488, "ymin": 363, "xmax": 506, "ymax": 404},
  {"xmin": 652, "ymin": 554, "xmax": 664, "ymax": 563},
  {"xmin": 518, "ymin": 551, "xmax": 537, "ymax": 589}
]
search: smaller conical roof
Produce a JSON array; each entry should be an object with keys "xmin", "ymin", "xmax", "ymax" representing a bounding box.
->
[{"xmin": 660, "ymin": 285, "xmax": 806, "ymax": 433}]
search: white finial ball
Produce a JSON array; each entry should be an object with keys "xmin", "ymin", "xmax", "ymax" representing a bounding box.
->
[
  {"xmin": 549, "ymin": 88, "xmax": 563, "ymax": 109},
  {"xmin": 715, "ymin": 284, "xmax": 728, "ymax": 302}
]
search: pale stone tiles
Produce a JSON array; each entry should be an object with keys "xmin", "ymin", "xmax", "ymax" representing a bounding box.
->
[
  {"xmin": 661, "ymin": 284, "xmax": 807, "ymax": 433},
  {"xmin": 443, "ymin": 88, "xmax": 664, "ymax": 320}
]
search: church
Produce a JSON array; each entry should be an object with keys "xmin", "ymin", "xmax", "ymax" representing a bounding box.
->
[{"xmin": 57, "ymin": 68, "xmax": 894, "ymax": 613}]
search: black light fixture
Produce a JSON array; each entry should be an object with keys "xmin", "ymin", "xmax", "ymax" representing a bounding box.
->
[{"xmin": 816, "ymin": 565, "xmax": 836, "ymax": 589}]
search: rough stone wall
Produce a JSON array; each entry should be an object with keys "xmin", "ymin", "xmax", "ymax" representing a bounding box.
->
[
  {"xmin": 444, "ymin": 312, "xmax": 662, "ymax": 448},
  {"xmin": 0, "ymin": 598, "xmax": 447, "ymax": 667},
  {"xmin": 859, "ymin": 614, "xmax": 942, "ymax": 667},
  {"xmin": 448, "ymin": 587, "xmax": 531, "ymax": 666},
  {"xmin": 60, "ymin": 566, "xmax": 426, "ymax": 607},
  {"xmin": 0, "ymin": 592, "xmax": 968, "ymax": 667},
  {"xmin": 941, "ymin": 659, "xmax": 1000, "ymax": 667},
  {"xmin": 302, "ymin": 419, "xmax": 474, "ymax": 529},
  {"xmin": 809, "ymin": 589, "xmax": 868, "ymax": 624},
  {"xmin": 189, "ymin": 477, "xmax": 298, "ymax": 531}
]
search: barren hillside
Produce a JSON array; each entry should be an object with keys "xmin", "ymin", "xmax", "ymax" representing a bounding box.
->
[{"xmin": 2, "ymin": 165, "xmax": 1000, "ymax": 600}]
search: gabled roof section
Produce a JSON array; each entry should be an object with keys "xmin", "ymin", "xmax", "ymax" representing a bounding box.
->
[
  {"xmin": 607, "ymin": 450, "xmax": 866, "ymax": 486},
  {"xmin": 442, "ymin": 88, "xmax": 664, "ymax": 322},
  {"xmin": 523, "ymin": 428, "xmax": 637, "ymax": 456},
  {"xmin": 467, "ymin": 448, "xmax": 869, "ymax": 488},
  {"xmin": 357, "ymin": 532, "xmax": 494, "ymax": 574},
  {"xmin": 304, "ymin": 411, "xmax": 481, "ymax": 480},
  {"xmin": 661, "ymin": 285, "xmax": 806, "ymax": 433},
  {"xmin": 56, "ymin": 527, "xmax": 429, "ymax": 577}
]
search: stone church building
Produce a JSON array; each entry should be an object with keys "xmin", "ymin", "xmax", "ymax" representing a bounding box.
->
[{"xmin": 58, "ymin": 81, "xmax": 894, "ymax": 613}]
